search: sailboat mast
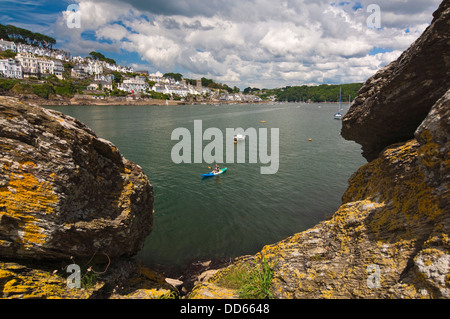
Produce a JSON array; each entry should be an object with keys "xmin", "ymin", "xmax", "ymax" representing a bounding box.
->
[{"xmin": 339, "ymin": 87, "xmax": 342, "ymax": 113}]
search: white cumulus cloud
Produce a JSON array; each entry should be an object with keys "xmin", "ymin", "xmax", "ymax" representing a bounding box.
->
[{"xmin": 52, "ymin": 0, "xmax": 442, "ymax": 88}]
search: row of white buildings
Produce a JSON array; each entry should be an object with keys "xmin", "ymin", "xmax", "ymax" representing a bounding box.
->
[
  {"xmin": 0, "ymin": 39, "xmax": 133, "ymax": 80},
  {"xmin": 71, "ymin": 55, "xmax": 133, "ymax": 75},
  {"xmin": 1, "ymin": 39, "xmax": 252, "ymax": 101},
  {"xmin": 0, "ymin": 39, "xmax": 70, "ymax": 61},
  {"xmin": 0, "ymin": 52, "xmax": 65, "ymax": 79},
  {"xmin": 101, "ymin": 74, "xmax": 211, "ymax": 97},
  {"xmin": 0, "ymin": 54, "xmax": 131, "ymax": 81}
]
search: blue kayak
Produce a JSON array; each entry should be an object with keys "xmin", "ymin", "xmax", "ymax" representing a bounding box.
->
[{"xmin": 201, "ymin": 167, "xmax": 227, "ymax": 178}]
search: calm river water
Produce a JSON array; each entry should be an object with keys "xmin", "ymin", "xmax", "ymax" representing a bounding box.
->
[{"xmin": 46, "ymin": 102, "xmax": 365, "ymax": 270}]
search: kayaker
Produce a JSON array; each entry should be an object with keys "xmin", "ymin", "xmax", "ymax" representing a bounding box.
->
[{"xmin": 212, "ymin": 164, "xmax": 220, "ymax": 173}]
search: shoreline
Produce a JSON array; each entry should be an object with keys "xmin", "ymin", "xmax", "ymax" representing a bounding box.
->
[{"xmin": 3, "ymin": 93, "xmax": 342, "ymax": 107}]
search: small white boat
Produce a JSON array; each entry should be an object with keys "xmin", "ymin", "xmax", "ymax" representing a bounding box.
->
[
  {"xmin": 334, "ymin": 87, "xmax": 343, "ymax": 120},
  {"xmin": 334, "ymin": 112, "xmax": 343, "ymax": 119}
]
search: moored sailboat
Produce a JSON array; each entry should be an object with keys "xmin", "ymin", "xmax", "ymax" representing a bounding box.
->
[{"xmin": 334, "ymin": 87, "xmax": 343, "ymax": 120}]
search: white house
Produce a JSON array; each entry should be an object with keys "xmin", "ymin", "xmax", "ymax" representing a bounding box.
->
[
  {"xmin": 87, "ymin": 74, "xmax": 114, "ymax": 91},
  {"xmin": 71, "ymin": 56, "xmax": 87, "ymax": 64},
  {"xmin": 51, "ymin": 50, "xmax": 70, "ymax": 61},
  {"xmin": 84, "ymin": 61, "xmax": 103, "ymax": 75},
  {"xmin": 53, "ymin": 60, "xmax": 65, "ymax": 79},
  {"xmin": 15, "ymin": 52, "xmax": 65, "ymax": 79},
  {"xmin": 87, "ymin": 80, "xmax": 113, "ymax": 91},
  {"xmin": 38, "ymin": 58, "xmax": 54, "ymax": 75},
  {"xmin": 118, "ymin": 76, "xmax": 148, "ymax": 93},
  {"xmin": 71, "ymin": 64, "xmax": 86, "ymax": 78},
  {"xmin": 0, "ymin": 58, "xmax": 22, "ymax": 79},
  {"xmin": 0, "ymin": 40, "xmax": 17, "ymax": 53},
  {"xmin": 15, "ymin": 53, "xmax": 39, "ymax": 77}
]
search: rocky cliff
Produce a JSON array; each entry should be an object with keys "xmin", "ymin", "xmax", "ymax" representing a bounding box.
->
[
  {"xmin": 0, "ymin": 96, "xmax": 173, "ymax": 298},
  {"xmin": 0, "ymin": 96, "xmax": 153, "ymax": 260},
  {"xmin": 190, "ymin": 0, "xmax": 449, "ymax": 299},
  {"xmin": 341, "ymin": 0, "xmax": 450, "ymax": 162}
]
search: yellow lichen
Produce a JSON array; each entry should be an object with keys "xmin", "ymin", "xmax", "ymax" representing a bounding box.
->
[
  {"xmin": 0, "ymin": 163, "xmax": 58, "ymax": 248},
  {"xmin": 0, "ymin": 262, "xmax": 97, "ymax": 299}
]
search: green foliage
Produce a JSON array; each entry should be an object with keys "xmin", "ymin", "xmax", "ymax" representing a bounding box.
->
[
  {"xmin": 0, "ymin": 24, "xmax": 56, "ymax": 49},
  {"xmin": 63, "ymin": 62, "xmax": 74, "ymax": 69},
  {"xmin": 271, "ymin": 83, "xmax": 363, "ymax": 102},
  {"xmin": 217, "ymin": 257, "xmax": 276, "ymax": 299},
  {"xmin": 163, "ymin": 72, "xmax": 183, "ymax": 82},
  {"xmin": 183, "ymin": 78, "xmax": 197, "ymax": 86},
  {"xmin": 89, "ymin": 51, "xmax": 116, "ymax": 65},
  {"xmin": 0, "ymin": 78, "xmax": 19, "ymax": 92},
  {"xmin": 81, "ymin": 268, "xmax": 98, "ymax": 289},
  {"xmin": 243, "ymin": 87, "xmax": 260, "ymax": 94},
  {"xmin": 110, "ymin": 89, "xmax": 128, "ymax": 97},
  {"xmin": 32, "ymin": 83, "xmax": 55, "ymax": 99},
  {"xmin": 53, "ymin": 80, "xmax": 77, "ymax": 97},
  {"xmin": 201, "ymin": 77, "xmax": 234, "ymax": 93},
  {"xmin": 144, "ymin": 90, "xmax": 171, "ymax": 100},
  {"xmin": 111, "ymin": 71, "xmax": 123, "ymax": 83},
  {"xmin": 0, "ymin": 50, "xmax": 16, "ymax": 59},
  {"xmin": 1, "ymin": 76, "xmax": 79, "ymax": 99}
]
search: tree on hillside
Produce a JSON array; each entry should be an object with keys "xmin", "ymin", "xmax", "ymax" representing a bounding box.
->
[
  {"xmin": 274, "ymin": 83, "xmax": 363, "ymax": 102},
  {"xmin": 89, "ymin": 51, "xmax": 116, "ymax": 65},
  {"xmin": 163, "ymin": 72, "xmax": 183, "ymax": 81},
  {"xmin": 0, "ymin": 24, "xmax": 56, "ymax": 49},
  {"xmin": 111, "ymin": 71, "xmax": 123, "ymax": 83},
  {"xmin": 0, "ymin": 50, "xmax": 16, "ymax": 59}
]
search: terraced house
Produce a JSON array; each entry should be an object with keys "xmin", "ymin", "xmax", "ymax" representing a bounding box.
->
[
  {"xmin": 15, "ymin": 52, "xmax": 64, "ymax": 79},
  {"xmin": 0, "ymin": 58, "xmax": 22, "ymax": 79}
]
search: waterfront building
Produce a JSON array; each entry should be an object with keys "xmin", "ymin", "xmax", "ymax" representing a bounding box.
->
[
  {"xmin": 0, "ymin": 58, "xmax": 22, "ymax": 79},
  {"xmin": 118, "ymin": 76, "xmax": 149, "ymax": 93}
]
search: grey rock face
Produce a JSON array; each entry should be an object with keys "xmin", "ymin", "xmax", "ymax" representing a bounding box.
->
[{"xmin": 0, "ymin": 96, "xmax": 154, "ymax": 261}]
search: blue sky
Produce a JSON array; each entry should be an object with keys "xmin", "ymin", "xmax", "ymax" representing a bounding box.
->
[{"xmin": 0, "ymin": 0, "xmax": 441, "ymax": 88}]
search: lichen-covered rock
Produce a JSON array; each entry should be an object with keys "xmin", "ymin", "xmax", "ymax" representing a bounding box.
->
[
  {"xmin": 414, "ymin": 89, "xmax": 450, "ymax": 211},
  {"xmin": 0, "ymin": 96, "xmax": 154, "ymax": 261},
  {"xmin": 0, "ymin": 259, "xmax": 178, "ymax": 299},
  {"xmin": 341, "ymin": 0, "xmax": 450, "ymax": 161},
  {"xmin": 191, "ymin": 135, "xmax": 448, "ymax": 298},
  {"xmin": 0, "ymin": 260, "xmax": 102, "ymax": 299},
  {"xmin": 190, "ymin": 2, "xmax": 449, "ymax": 299}
]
